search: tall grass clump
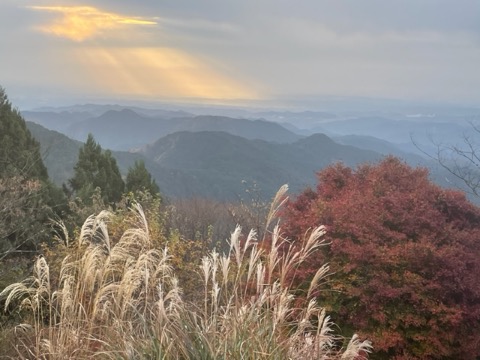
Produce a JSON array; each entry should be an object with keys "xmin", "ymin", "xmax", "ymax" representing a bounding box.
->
[{"xmin": 1, "ymin": 186, "xmax": 371, "ymax": 359}]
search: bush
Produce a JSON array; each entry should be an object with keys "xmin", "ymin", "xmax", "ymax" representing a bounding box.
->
[{"xmin": 283, "ymin": 157, "xmax": 480, "ymax": 359}]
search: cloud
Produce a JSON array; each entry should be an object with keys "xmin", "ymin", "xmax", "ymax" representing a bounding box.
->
[
  {"xmin": 3, "ymin": 0, "xmax": 479, "ymax": 105},
  {"xmin": 28, "ymin": 6, "xmax": 157, "ymax": 41},
  {"xmin": 14, "ymin": 4, "xmax": 259, "ymax": 102}
]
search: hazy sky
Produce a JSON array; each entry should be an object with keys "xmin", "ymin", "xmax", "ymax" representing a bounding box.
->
[{"xmin": 1, "ymin": 0, "xmax": 480, "ymax": 108}]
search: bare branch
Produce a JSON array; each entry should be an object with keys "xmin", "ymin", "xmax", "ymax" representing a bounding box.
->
[{"xmin": 412, "ymin": 122, "xmax": 480, "ymax": 198}]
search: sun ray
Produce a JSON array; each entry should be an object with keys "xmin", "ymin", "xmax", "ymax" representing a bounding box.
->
[
  {"xmin": 74, "ymin": 46, "xmax": 258, "ymax": 100},
  {"xmin": 27, "ymin": 5, "xmax": 259, "ymax": 101}
]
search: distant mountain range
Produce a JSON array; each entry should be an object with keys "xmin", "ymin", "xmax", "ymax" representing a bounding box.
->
[
  {"xmin": 23, "ymin": 108, "xmax": 301, "ymax": 151},
  {"xmin": 25, "ymin": 120, "xmax": 380, "ymax": 200},
  {"xmin": 295, "ymin": 116, "xmax": 473, "ymax": 156},
  {"xmin": 23, "ymin": 104, "xmax": 479, "ymax": 202}
]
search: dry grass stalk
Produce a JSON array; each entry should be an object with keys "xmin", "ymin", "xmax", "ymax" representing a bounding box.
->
[
  {"xmin": 187, "ymin": 186, "xmax": 371, "ymax": 359},
  {"xmin": 1, "ymin": 191, "xmax": 372, "ymax": 359}
]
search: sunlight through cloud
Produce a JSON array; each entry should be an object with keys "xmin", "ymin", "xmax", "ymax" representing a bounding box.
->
[
  {"xmin": 23, "ymin": 4, "xmax": 259, "ymax": 101},
  {"xmin": 28, "ymin": 6, "xmax": 157, "ymax": 41},
  {"xmin": 75, "ymin": 46, "xmax": 258, "ymax": 100}
]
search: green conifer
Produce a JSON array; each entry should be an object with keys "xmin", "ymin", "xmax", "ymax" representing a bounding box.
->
[
  {"xmin": 69, "ymin": 134, "xmax": 125, "ymax": 205},
  {"xmin": 0, "ymin": 88, "xmax": 48, "ymax": 180},
  {"xmin": 126, "ymin": 160, "xmax": 160, "ymax": 197},
  {"xmin": 0, "ymin": 87, "xmax": 66, "ymax": 256}
]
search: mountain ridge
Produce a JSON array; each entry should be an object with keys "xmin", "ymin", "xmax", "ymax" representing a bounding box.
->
[
  {"xmin": 24, "ymin": 109, "xmax": 302, "ymax": 151},
  {"xmin": 26, "ymin": 121, "xmax": 383, "ymax": 200}
]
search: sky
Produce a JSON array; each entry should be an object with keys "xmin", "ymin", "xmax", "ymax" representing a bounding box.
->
[{"xmin": 1, "ymin": 0, "xmax": 480, "ymax": 109}]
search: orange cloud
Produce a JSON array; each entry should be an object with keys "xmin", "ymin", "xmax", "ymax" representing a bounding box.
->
[{"xmin": 29, "ymin": 6, "xmax": 156, "ymax": 41}]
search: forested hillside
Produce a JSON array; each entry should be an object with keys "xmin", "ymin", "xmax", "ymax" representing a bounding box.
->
[
  {"xmin": 1, "ymin": 88, "xmax": 374, "ymax": 359},
  {"xmin": 26, "ymin": 120, "xmax": 382, "ymax": 199},
  {"xmin": 3, "ymin": 88, "xmax": 480, "ymax": 359}
]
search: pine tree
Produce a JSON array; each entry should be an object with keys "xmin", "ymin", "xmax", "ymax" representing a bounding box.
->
[
  {"xmin": 101, "ymin": 150, "xmax": 125, "ymax": 203},
  {"xmin": 69, "ymin": 134, "xmax": 125, "ymax": 205},
  {"xmin": 0, "ymin": 88, "xmax": 48, "ymax": 180},
  {"xmin": 125, "ymin": 160, "xmax": 160, "ymax": 197}
]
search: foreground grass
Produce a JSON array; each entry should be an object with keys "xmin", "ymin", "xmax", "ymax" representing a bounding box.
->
[{"xmin": 1, "ymin": 189, "xmax": 371, "ymax": 359}]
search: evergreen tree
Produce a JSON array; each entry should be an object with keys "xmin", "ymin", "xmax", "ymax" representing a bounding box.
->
[
  {"xmin": 0, "ymin": 87, "xmax": 48, "ymax": 180},
  {"xmin": 125, "ymin": 160, "xmax": 160, "ymax": 197},
  {"xmin": 69, "ymin": 134, "xmax": 124, "ymax": 205},
  {"xmin": 0, "ymin": 87, "xmax": 66, "ymax": 256},
  {"xmin": 100, "ymin": 150, "xmax": 125, "ymax": 203}
]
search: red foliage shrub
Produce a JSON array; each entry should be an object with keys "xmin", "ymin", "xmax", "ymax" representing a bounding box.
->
[{"xmin": 283, "ymin": 157, "xmax": 480, "ymax": 359}]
